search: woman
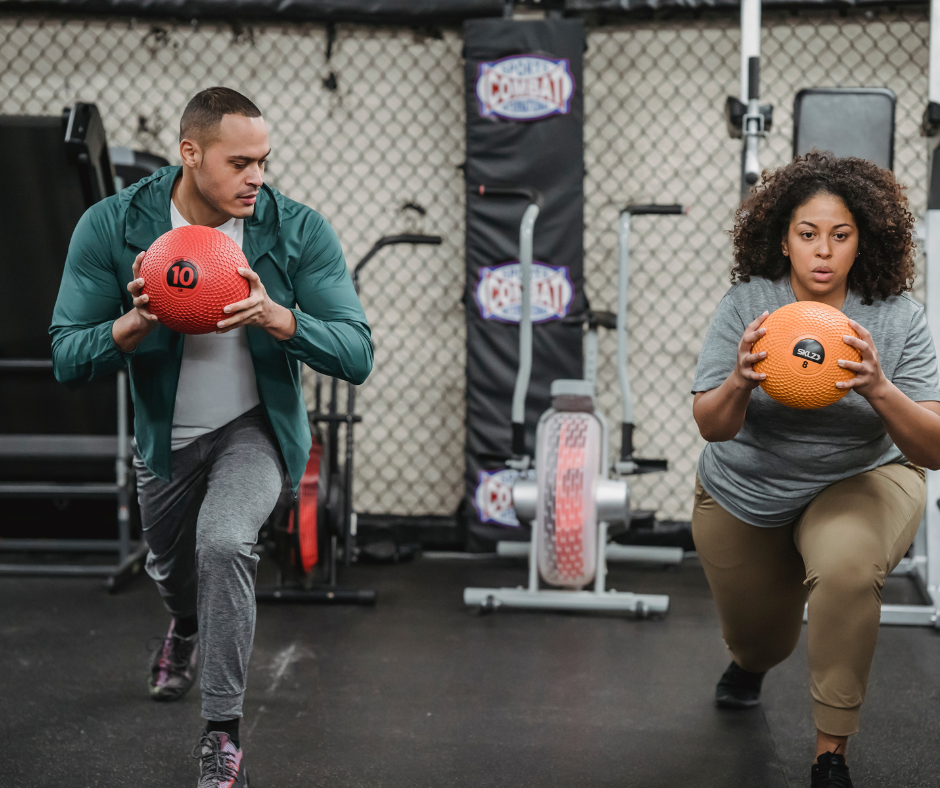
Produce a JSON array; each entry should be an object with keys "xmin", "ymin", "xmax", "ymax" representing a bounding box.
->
[{"xmin": 691, "ymin": 152, "xmax": 940, "ymax": 787}]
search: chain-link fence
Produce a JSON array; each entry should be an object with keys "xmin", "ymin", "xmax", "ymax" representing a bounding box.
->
[{"xmin": 0, "ymin": 6, "xmax": 929, "ymax": 522}]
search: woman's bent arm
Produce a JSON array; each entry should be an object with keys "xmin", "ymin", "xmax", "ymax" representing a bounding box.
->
[{"xmin": 693, "ymin": 311, "xmax": 769, "ymax": 442}]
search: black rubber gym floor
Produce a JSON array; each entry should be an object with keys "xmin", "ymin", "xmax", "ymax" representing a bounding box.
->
[{"xmin": 1, "ymin": 556, "xmax": 938, "ymax": 787}]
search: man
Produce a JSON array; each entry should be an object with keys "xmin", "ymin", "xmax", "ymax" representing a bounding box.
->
[{"xmin": 50, "ymin": 87, "xmax": 373, "ymax": 786}]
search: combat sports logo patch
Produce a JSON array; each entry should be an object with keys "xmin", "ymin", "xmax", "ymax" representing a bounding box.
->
[
  {"xmin": 475, "ymin": 261, "xmax": 574, "ymax": 323},
  {"xmin": 474, "ymin": 469, "xmax": 521, "ymax": 527},
  {"xmin": 476, "ymin": 55, "xmax": 575, "ymax": 121}
]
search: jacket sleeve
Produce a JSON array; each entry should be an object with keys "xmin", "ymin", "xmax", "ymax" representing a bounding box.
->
[
  {"xmin": 278, "ymin": 214, "xmax": 374, "ymax": 385},
  {"xmin": 49, "ymin": 203, "xmax": 133, "ymax": 386}
]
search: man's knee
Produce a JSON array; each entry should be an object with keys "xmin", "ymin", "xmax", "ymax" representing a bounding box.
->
[{"xmin": 196, "ymin": 530, "xmax": 256, "ymax": 568}]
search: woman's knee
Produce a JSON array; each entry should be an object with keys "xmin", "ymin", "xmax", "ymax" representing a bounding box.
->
[
  {"xmin": 726, "ymin": 625, "xmax": 802, "ymax": 673},
  {"xmin": 806, "ymin": 552, "xmax": 885, "ymax": 603}
]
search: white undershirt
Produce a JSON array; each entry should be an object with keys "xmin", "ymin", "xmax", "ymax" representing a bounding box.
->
[{"xmin": 170, "ymin": 199, "xmax": 260, "ymax": 450}]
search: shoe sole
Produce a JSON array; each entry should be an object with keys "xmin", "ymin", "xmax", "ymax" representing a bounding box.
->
[
  {"xmin": 715, "ymin": 695, "xmax": 761, "ymax": 709},
  {"xmin": 148, "ymin": 684, "xmax": 195, "ymax": 702}
]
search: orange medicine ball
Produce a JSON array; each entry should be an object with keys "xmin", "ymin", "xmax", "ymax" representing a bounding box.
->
[
  {"xmin": 752, "ymin": 301, "xmax": 861, "ymax": 410},
  {"xmin": 140, "ymin": 225, "xmax": 250, "ymax": 335}
]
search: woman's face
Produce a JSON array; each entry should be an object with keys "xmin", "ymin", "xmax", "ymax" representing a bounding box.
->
[{"xmin": 783, "ymin": 192, "xmax": 859, "ymax": 306}]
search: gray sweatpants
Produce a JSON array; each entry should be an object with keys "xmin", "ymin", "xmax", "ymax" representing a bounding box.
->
[{"xmin": 134, "ymin": 406, "xmax": 285, "ymax": 721}]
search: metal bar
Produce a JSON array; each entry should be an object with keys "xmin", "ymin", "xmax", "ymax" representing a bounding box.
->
[
  {"xmin": 605, "ymin": 544, "xmax": 684, "ymax": 565},
  {"xmin": 0, "ymin": 539, "xmax": 123, "ymax": 552},
  {"xmin": 464, "ymin": 586, "xmax": 669, "ymax": 614},
  {"xmin": 740, "ymin": 0, "xmax": 763, "ymax": 194},
  {"xmin": 352, "ymin": 234, "xmax": 442, "ymax": 293},
  {"xmin": 0, "ymin": 434, "xmax": 129, "ymax": 459},
  {"xmin": 511, "ymin": 203, "xmax": 541, "ymax": 429},
  {"xmin": 740, "ymin": 0, "xmax": 761, "ymax": 103},
  {"xmin": 594, "ymin": 521, "xmax": 608, "ymax": 593},
  {"xmin": 256, "ymin": 586, "xmax": 377, "ymax": 605},
  {"xmin": 497, "ymin": 540, "xmax": 684, "ymax": 565},
  {"xmin": 527, "ymin": 511, "xmax": 539, "ymax": 593},
  {"xmin": 931, "ymin": 0, "xmax": 940, "ymax": 105},
  {"xmin": 0, "ymin": 483, "xmax": 119, "ymax": 498},
  {"xmin": 343, "ymin": 380, "xmax": 356, "ymax": 571},
  {"xmin": 583, "ymin": 327, "xmax": 598, "ymax": 389},
  {"xmin": 0, "ymin": 564, "xmax": 120, "ymax": 577},
  {"xmin": 0, "ymin": 359, "xmax": 53, "ymax": 370},
  {"xmin": 116, "ymin": 370, "xmax": 130, "ymax": 563},
  {"xmin": 617, "ymin": 212, "xmax": 634, "ymax": 427},
  {"xmin": 926, "ymin": 211, "xmax": 940, "ymax": 610}
]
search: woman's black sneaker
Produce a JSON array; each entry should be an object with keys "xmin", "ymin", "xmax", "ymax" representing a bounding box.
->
[
  {"xmin": 811, "ymin": 751, "xmax": 853, "ymax": 787},
  {"xmin": 715, "ymin": 661, "xmax": 765, "ymax": 709}
]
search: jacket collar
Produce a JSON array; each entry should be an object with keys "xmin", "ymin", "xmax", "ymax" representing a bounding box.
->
[{"xmin": 123, "ymin": 165, "xmax": 283, "ymax": 267}]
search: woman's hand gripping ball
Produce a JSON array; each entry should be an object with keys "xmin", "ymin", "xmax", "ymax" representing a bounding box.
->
[
  {"xmin": 733, "ymin": 311, "xmax": 770, "ymax": 391},
  {"xmin": 837, "ymin": 319, "xmax": 888, "ymax": 400}
]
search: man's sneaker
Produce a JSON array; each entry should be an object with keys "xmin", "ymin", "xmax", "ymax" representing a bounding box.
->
[
  {"xmin": 193, "ymin": 731, "xmax": 249, "ymax": 787},
  {"xmin": 811, "ymin": 751, "xmax": 853, "ymax": 788},
  {"xmin": 148, "ymin": 619, "xmax": 200, "ymax": 702},
  {"xmin": 715, "ymin": 661, "xmax": 766, "ymax": 709}
]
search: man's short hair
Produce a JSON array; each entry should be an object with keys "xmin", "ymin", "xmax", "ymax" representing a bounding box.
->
[{"xmin": 179, "ymin": 87, "xmax": 262, "ymax": 146}]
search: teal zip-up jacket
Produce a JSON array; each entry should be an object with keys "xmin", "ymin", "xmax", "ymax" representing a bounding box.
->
[{"xmin": 50, "ymin": 166, "xmax": 373, "ymax": 490}]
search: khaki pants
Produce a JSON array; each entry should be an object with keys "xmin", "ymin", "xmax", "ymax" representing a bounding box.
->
[{"xmin": 691, "ymin": 463, "xmax": 925, "ymax": 736}]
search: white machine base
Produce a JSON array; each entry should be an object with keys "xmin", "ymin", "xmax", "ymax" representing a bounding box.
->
[
  {"xmin": 801, "ymin": 556, "xmax": 940, "ymax": 628},
  {"xmin": 803, "ymin": 602, "xmax": 939, "ymax": 628},
  {"xmin": 464, "ymin": 586, "xmax": 670, "ymax": 615},
  {"xmin": 496, "ymin": 540, "xmax": 683, "ymax": 565}
]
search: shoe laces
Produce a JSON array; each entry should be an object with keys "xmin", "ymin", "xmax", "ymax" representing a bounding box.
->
[
  {"xmin": 815, "ymin": 752, "xmax": 852, "ymax": 788},
  {"xmin": 192, "ymin": 733, "xmax": 239, "ymax": 786},
  {"xmin": 147, "ymin": 632, "xmax": 196, "ymax": 672}
]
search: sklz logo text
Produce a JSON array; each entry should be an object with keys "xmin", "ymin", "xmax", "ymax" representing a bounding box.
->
[
  {"xmin": 792, "ymin": 338, "xmax": 825, "ymax": 368},
  {"xmin": 166, "ymin": 260, "xmax": 199, "ymax": 290}
]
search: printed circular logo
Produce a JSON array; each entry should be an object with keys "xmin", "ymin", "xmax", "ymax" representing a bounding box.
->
[
  {"xmin": 788, "ymin": 336, "xmax": 826, "ymax": 376},
  {"xmin": 475, "ymin": 55, "xmax": 575, "ymax": 121},
  {"xmin": 164, "ymin": 259, "xmax": 201, "ymax": 299}
]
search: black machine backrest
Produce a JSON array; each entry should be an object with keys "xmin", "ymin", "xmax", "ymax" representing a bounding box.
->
[
  {"xmin": 109, "ymin": 146, "xmax": 170, "ymax": 191},
  {"xmin": 0, "ymin": 106, "xmax": 120, "ymax": 434},
  {"xmin": 793, "ymin": 87, "xmax": 896, "ymax": 170}
]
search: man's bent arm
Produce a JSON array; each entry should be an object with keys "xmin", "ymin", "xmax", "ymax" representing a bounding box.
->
[
  {"xmin": 49, "ymin": 204, "xmax": 134, "ymax": 385},
  {"xmin": 278, "ymin": 215, "xmax": 374, "ymax": 385}
]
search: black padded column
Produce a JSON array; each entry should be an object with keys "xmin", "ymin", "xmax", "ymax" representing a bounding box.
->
[{"xmin": 462, "ymin": 18, "xmax": 586, "ymax": 549}]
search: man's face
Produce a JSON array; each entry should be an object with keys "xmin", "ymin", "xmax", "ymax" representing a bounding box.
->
[{"xmin": 186, "ymin": 114, "xmax": 269, "ymax": 220}]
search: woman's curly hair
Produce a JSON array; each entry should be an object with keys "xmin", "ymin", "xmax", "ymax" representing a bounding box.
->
[{"xmin": 731, "ymin": 151, "xmax": 916, "ymax": 305}]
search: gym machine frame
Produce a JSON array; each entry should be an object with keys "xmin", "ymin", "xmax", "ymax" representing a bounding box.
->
[
  {"xmin": 463, "ymin": 187, "xmax": 680, "ymax": 615},
  {"xmin": 256, "ymin": 233, "xmax": 442, "ymax": 604},
  {"xmin": 494, "ymin": 206, "xmax": 685, "ymax": 568},
  {"xmin": 0, "ymin": 104, "xmax": 146, "ymax": 592},
  {"xmin": 884, "ymin": 0, "xmax": 940, "ymax": 629}
]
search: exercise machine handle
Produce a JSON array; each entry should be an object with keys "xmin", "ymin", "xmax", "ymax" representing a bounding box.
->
[
  {"xmin": 617, "ymin": 205, "xmax": 685, "ymax": 465},
  {"xmin": 622, "ymin": 204, "xmax": 687, "ymax": 216},
  {"xmin": 352, "ymin": 234, "xmax": 443, "ymax": 293},
  {"xmin": 512, "ymin": 422, "xmax": 526, "ymax": 458},
  {"xmin": 473, "ymin": 184, "xmax": 544, "ymax": 209},
  {"xmin": 472, "ymin": 184, "xmax": 542, "ymax": 462},
  {"xmin": 621, "ymin": 423, "xmax": 635, "ymax": 462}
]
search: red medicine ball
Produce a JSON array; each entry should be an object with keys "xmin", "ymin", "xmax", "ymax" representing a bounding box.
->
[{"xmin": 141, "ymin": 225, "xmax": 250, "ymax": 335}]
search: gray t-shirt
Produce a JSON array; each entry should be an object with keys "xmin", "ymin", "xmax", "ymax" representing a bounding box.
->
[{"xmin": 692, "ymin": 276, "xmax": 940, "ymax": 527}]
